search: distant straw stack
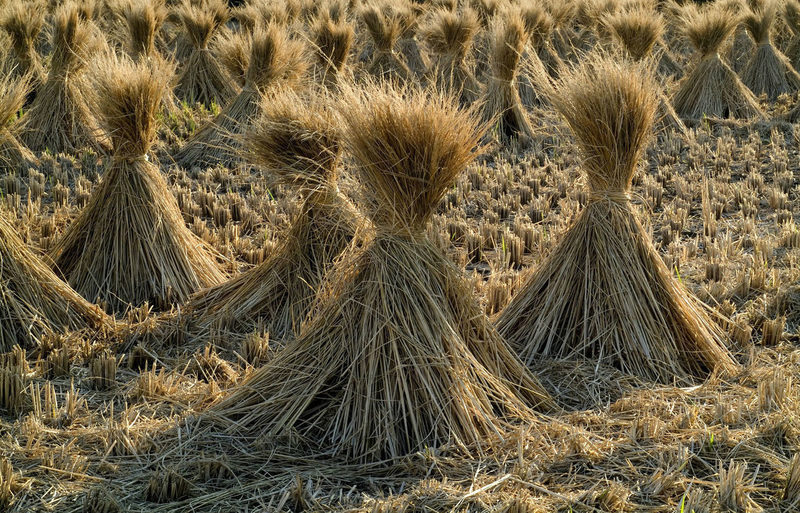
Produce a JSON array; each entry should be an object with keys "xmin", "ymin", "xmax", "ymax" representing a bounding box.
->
[
  {"xmin": 360, "ymin": 3, "xmax": 415, "ymax": 84},
  {"xmin": 209, "ymin": 84, "xmax": 553, "ymax": 463},
  {"xmin": 122, "ymin": 0, "xmax": 167, "ymax": 63},
  {"xmin": 602, "ymin": 9, "xmax": 687, "ymax": 134},
  {"xmin": 520, "ymin": 2, "xmax": 562, "ymax": 78},
  {"xmin": 784, "ymin": 0, "xmax": 800, "ymax": 69},
  {"xmin": 740, "ymin": 1, "xmax": 800, "ymax": 100},
  {"xmin": 48, "ymin": 57, "xmax": 224, "ymax": 314},
  {"xmin": 175, "ymin": 24, "xmax": 308, "ymax": 170},
  {"xmin": 173, "ymin": 0, "xmax": 238, "ymax": 107},
  {"xmin": 182, "ymin": 90, "xmax": 359, "ymax": 342},
  {"xmin": 0, "ymin": 2, "xmax": 45, "ymax": 88},
  {"xmin": 19, "ymin": 3, "xmax": 107, "ymax": 154},
  {"xmin": 216, "ymin": 29, "xmax": 249, "ymax": 88},
  {"xmin": 479, "ymin": 12, "xmax": 535, "ymax": 142},
  {"xmin": 0, "ymin": 76, "xmax": 37, "ymax": 171},
  {"xmin": 311, "ymin": 12, "xmax": 354, "ymax": 89},
  {"xmin": 0, "ymin": 213, "xmax": 110, "ymax": 352},
  {"xmin": 497, "ymin": 55, "xmax": 739, "ymax": 385},
  {"xmin": 396, "ymin": 2, "xmax": 428, "ymax": 76},
  {"xmin": 672, "ymin": 5, "xmax": 763, "ymax": 120},
  {"xmin": 421, "ymin": 7, "xmax": 481, "ymax": 106}
]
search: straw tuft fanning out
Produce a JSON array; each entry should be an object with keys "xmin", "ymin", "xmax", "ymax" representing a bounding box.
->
[
  {"xmin": 209, "ymin": 84, "xmax": 552, "ymax": 463},
  {"xmin": 48, "ymin": 57, "xmax": 224, "ymax": 314},
  {"xmin": 479, "ymin": 11, "xmax": 535, "ymax": 142},
  {"xmin": 182, "ymin": 90, "xmax": 359, "ymax": 342},
  {"xmin": 672, "ymin": 5, "xmax": 763, "ymax": 119},
  {"xmin": 19, "ymin": 3, "xmax": 107, "ymax": 154},
  {"xmin": 740, "ymin": 1, "xmax": 800, "ymax": 100},
  {"xmin": 311, "ymin": 13, "xmax": 354, "ymax": 89},
  {"xmin": 175, "ymin": 24, "xmax": 308, "ymax": 170},
  {"xmin": 0, "ymin": 2, "xmax": 45, "ymax": 87},
  {"xmin": 497, "ymin": 55, "xmax": 739, "ymax": 386},
  {"xmin": 0, "ymin": 213, "xmax": 110, "ymax": 353},
  {"xmin": 173, "ymin": 0, "xmax": 238, "ymax": 107},
  {"xmin": 421, "ymin": 7, "xmax": 481, "ymax": 106},
  {"xmin": 122, "ymin": 0, "xmax": 167, "ymax": 62},
  {"xmin": 361, "ymin": 3, "xmax": 415, "ymax": 84},
  {"xmin": 0, "ymin": 76, "xmax": 37, "ymax": 171}
]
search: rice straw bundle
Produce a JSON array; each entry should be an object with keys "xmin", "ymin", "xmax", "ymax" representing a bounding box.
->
[
  {"xmin": 48, "ymin": 57, "xmax": 224, "ymax": 314},
  {"xmin": 232, "ymin": 1, "xmax": 292, "ymax": 32},
  {"xmin": 0, "ymin": 213, "xmax": 109, "ymax": 352},
  {"xmin": 784, "ymin": 0, "xmax": 800, "ymax": 69},
  {"xmin": 209, "ymin": 84, "xmax": 552, "ymax": 463},
  {"xmin": 182, "ymin": 91, "xmax": 359, "ymax": 342},
  {"xmin": 311, "ymin": 13, "xmax": 354, "ymax": 89},
  {"xmin": 547, "ymin": 0, "xmax": 579, "ymax": 61},
  {"xmin": 19, "ymin": 3, "xmax": 107, "ymax": 154},
  {"xmin": 497, "ymin": 56, "xmax": 739, "ymax": 385},
  {"xmin": 420, "ymin": 7, "xmax": 481, "ymax": 106},
  {"xmin": 480, "ymin": 12, "xmax": 535, "ymax": 142},
  {"xmin": 672, "ymin": 5, "xmax": 763, "ymax": 120},
  {"xmin": 173, "ymin": 0, "xmax": 237, "ymax": 107},
  {"xmin": 602, "ymin": 9, "xmax": 686, "ymax": 134},
  {"xmin": 740, "ymin": 1, "xmax": 800, "ymax": 100},
  {"xmin": 723, "ymin": 0, "xmax": 755, "ymax": 73},
  {"xmin": 122, "ymin": 0, "xmax": 167, "ymax": 63},
  {"xmin": 216, "ymin": 29, "xmax": 249, "ymax": 88},
  {"xmin": 175, "ymin": 24, "xmax": 308, "ymax": 170},
  {"xmin": 396, "ymin": 3, "xmax": 428, "ymax": 76},
  {"xmin": 0, "ymin": 76, "xmax": 37, "ymax": 172},
  {"xmin": 520, "ymin": 2, "xmax": 562, "ymax": 78},
  {"xmin": 360, "ymin": 3, "xmax": 415, "ymax": 84},
  {"xmin": 0, "ymin": 2, "xmax": 45, "ymax": 87}
]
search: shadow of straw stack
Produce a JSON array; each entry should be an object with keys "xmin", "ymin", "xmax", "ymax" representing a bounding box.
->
[
  {"xmin": 175, "ymin": 23, "xmax": 308, "ymax": 170},
  {"xmin": 19, "ymin": 3, "xmax": 108, "ymax": 154},
  {"xmin": 48, "ymin": 56, "xmax": 225, "ymax": 315},
  {"xmin": 207, "ymin": 82, "xmax": 553, "ymax": 463},
  {"xmin": 181, "ymin": 89, "xmax": 361, "ymax": 343},
  {"xmin": 671, "ymin": 3, "xmax": 763, "ymax": 120},
  {"xmin": 496, "ymin": 54, "xmax": 740, "ymax": 387}
]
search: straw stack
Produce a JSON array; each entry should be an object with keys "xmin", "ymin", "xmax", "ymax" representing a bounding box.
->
[
  {"xmin": 672, "ymin": 4, "xmax": 763, "ymax": 120},
  {"xmin": 19, "ymin": 3, "xmax": 107, "ymax": 154},
  {"xmin": 0, "ymin": 77, "xmax": 37, "ymax": 171},
  {"xmin": 497, "ymin": 55, "xmax": 739, "ymax": 385},
  {"xmin": 421, "ymin": 7, "xmax": 481, "ymax": 106},
  {"xmin": 740, "ymin": 1, "xmax": 800, "ymax": 100},
  {"xmin": 173, "ymin": 0, "xmax": 237, "ymax": 107},
  {"xmin": 210, "ymin": 84, "xmax": 553, "ymax": 463},
  {"xmin": 48, "ymin": 57, "xmax": 224, "ymax": 314},
  {"xmin": 175, "ymin": 24, "xmax": 307, "ymax": 170},
  {"xmin": 0, "ymin": 213, "xmax": 110, "ymax": 352},
  {"xmin": 182, "ymin": 90, "xmax": 359, "ymax": 342}
]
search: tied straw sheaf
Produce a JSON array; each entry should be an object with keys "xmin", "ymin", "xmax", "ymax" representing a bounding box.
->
[
  {"xmin": 208, "ymin": 83, "xmax": 553, "ymax": 463},
  {"xmin": 498, "ymin": 54, "xmax": 739, "ymax": 386}
]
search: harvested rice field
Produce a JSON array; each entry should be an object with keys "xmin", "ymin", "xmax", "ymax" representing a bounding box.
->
[{"xmin": 2, "ymin": 0, "xmax": 800, "ymax": 512}]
